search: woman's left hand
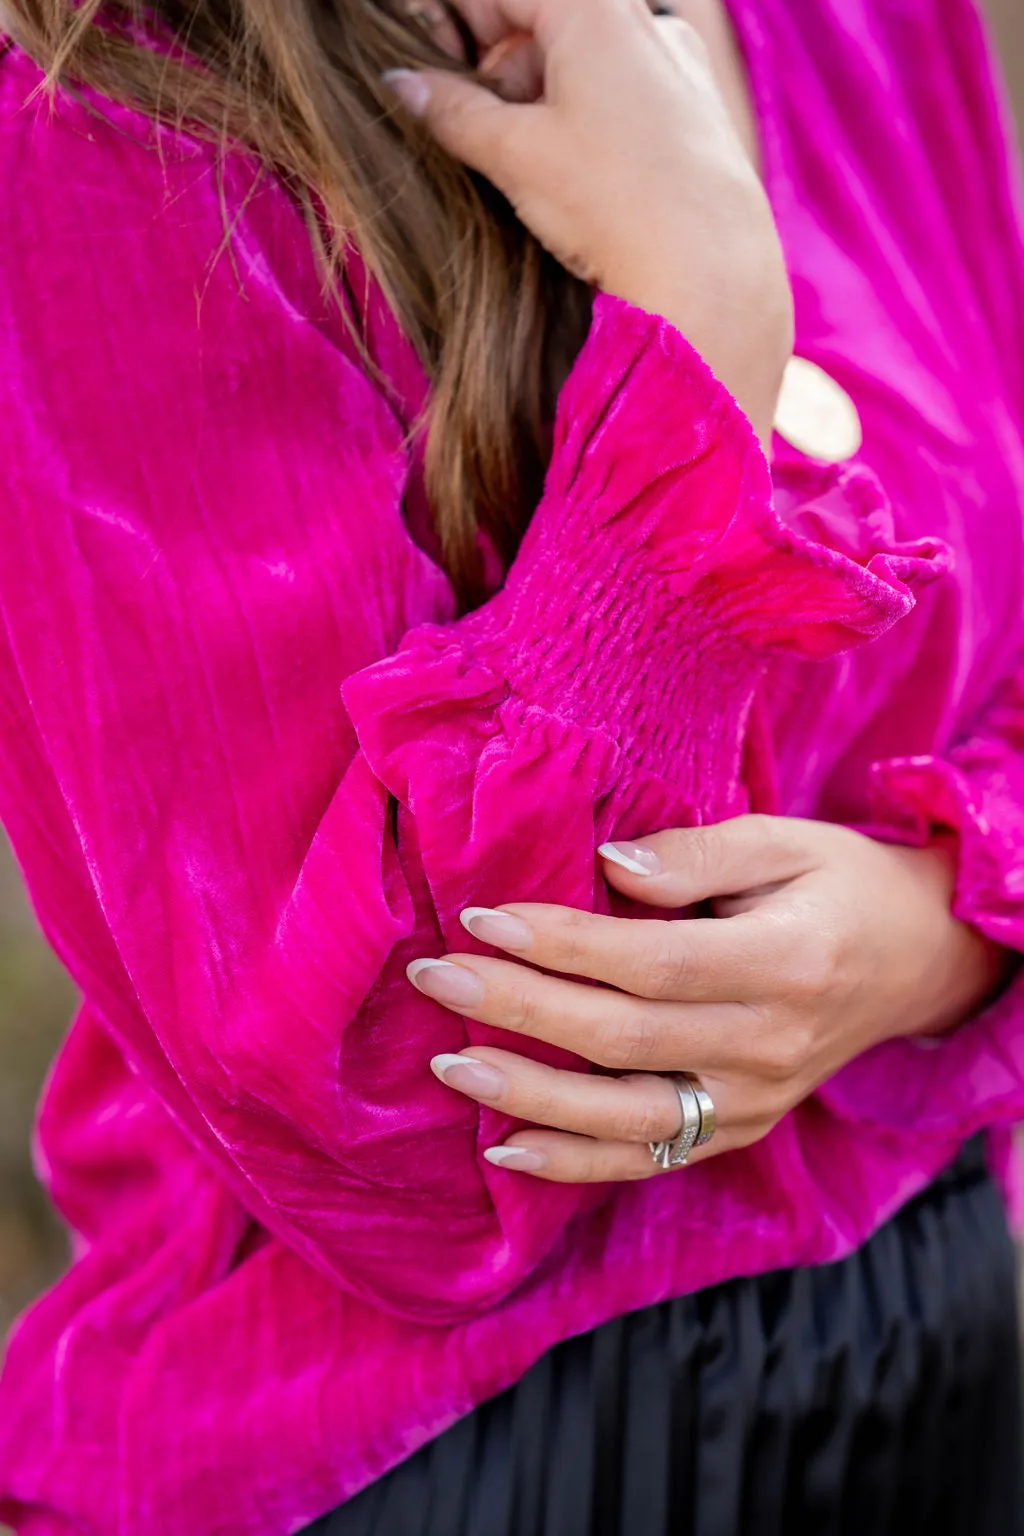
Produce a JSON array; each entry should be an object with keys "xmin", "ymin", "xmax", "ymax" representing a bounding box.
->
[{"xmin": 408, "ymin": 816, "xmax": 1011, "ymax": 1181}]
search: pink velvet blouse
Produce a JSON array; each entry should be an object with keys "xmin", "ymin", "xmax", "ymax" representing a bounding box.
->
[{"xmin": 2, "ymin": 1, "xmax": 1024, "ymax": 1532}]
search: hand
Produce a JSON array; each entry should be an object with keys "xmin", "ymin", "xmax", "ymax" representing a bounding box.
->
[
  {"xmin": 384, "ymin": 0, "xmax": 793, "ymax": 449},
  {"xmin": 407, "ymin": 816, "xmax": 1011, "ymax": 1182}
]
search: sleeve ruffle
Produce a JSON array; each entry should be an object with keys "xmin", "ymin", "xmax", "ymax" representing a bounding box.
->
[
  {"xmin": 335, "ymin": 297, "xmax": 954, "ymax": 1311},
  {"xmin": 871, "ymin": 745, "xmax": 1024, "ymax": 951},
  {"xmin": 816, "ymin": 668, "xmax": 1024, "ymax": 1146},
  {"xmin": 385, "ymin": 294, "xmax": 952, "ymax": 782}
]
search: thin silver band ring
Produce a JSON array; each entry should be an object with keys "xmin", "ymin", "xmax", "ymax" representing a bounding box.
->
[
  {"xmin": 689, "ymin": 1078, "xmax": 717, "ymax": 1148},
  {"xmin": 649, "ymin": 1075, "xmax": 701, "ymax": 1170},
  {"xmin": 649, "ymin": 1073, "xmax": 717, "ymax": 1169}
]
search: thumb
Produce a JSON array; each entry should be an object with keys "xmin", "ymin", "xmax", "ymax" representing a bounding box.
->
[
  {"xmin": 598, "ymin": 816, "xmax": 819, "ymax": 909},
  {"xmin": 382, "ymin": 68, "xmax": 529, "ymax": 184}
]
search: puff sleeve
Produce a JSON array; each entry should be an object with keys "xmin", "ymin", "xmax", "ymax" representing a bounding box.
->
[{"xmin": 0, "ymin": 72, "xmax": 943, "ymax": 1323}]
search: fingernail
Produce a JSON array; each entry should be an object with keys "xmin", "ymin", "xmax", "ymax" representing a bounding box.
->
[
  {"xmin": 407, "ymin": 958, "xmax": 485, "ymax": 1007},
  {"xmin": 382, "ymin": 68, "xmax": 431, "ymax": 116},
  {"xmin": 598, "ymin": 842, "xmax": 662, "ymax": 877},
  {"xmin": 460, "ymin": 907, "xmax": 533, "ymax": 951},
  {"xmin": 431, "ymin": 1053, "xmax": 505, "ymax": 1100},
  {"xmin": 484, "ymin": 1145, "xmax": 547, "ymax": 1172}
]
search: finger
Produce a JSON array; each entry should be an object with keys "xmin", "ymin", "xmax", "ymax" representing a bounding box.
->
[
  {"xmin": 444, "ymin": 0, "xmax": 524, "ymax": 50},
  {"xmin": 598, "ymin": 816, "xmax": 821, "ymax": 908},
  {"xmin": 383, "ymin": 65, "xmax": 540, "ymax": 180},
  {"xmin": 479, "ymin": 31, "xmax": 544, "ymax": 102},
  {"xmin": 480, "ymin": 1113, "xmax": 750, "ymax": 1182},
  {"xmin": 430, "ymin": 1045, "xmax": 732, "ymax": 1143},
  {"xmin": 485, "ymin": 1130, "xmax": 661, "ymax": 1182},
  {"xmin": 396, "ymin": 0, "xmax": 469, "ymax": 61},
  {"xmin": 408, "ymin": 952, "xmax": 756, "ymax": 1070},
  {"xmin": 459, "ymin": 903, "xmax": 782, "ymax": 1001},
  {"xmin": 446, "ymin": 0, "xmax": 593, "ymax": 54}
]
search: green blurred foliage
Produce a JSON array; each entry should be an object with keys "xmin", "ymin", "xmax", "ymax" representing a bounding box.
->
[{"xmin": 0, "ymin": 838, "xmax": 76, "ymax": 1342}]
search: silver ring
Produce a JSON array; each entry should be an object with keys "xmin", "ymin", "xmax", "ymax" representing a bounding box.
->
[
  {"xmin": 689, "ymin": 1077, "xmax": 717, "ymax": 1148},
  {"xmin": 649, "ymin": 1075, "xmax": 701, "ymax": 1170},
  {"xmin": 649, "ymin": 1074, "xmax": 717, "ymax": 1169}
]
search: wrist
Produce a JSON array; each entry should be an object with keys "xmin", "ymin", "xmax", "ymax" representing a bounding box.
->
[
  {"xmin": 892, "ymin": 839, "xmax": 1015, "ymax": 1039},
  {"xmin": 610, "ymin": 267, "xmax": 792, "ymax": 457}
]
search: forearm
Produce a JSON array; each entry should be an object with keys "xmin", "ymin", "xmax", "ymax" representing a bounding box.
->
[{"xmin": 878, "ymin": 838, "xmax": 1017, "ymax": 1040}]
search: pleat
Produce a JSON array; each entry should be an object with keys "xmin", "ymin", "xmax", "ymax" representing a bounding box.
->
[
  {"xmin": 429, "ymin": 1395, "xmax": 483, "ymax": 1536},
  {"xmin": 933, "ymin": 1166, "xmax": 1024, "ymax": 1535},
  {"xmin": 775, "ymin": 1262, "xmax": 850, "ymax": 1536},
  {"xmin": 616, "ymin": 1301, "xmax": 681, "ymax": 1535},
  {"xmin": 690, "ymin": 1272, "xmax": 764, "ymax": 1536},
  {"xmin": 743, "ymin": 1267, "xmax": 810, "ymax": 1536},
  {"xmin": 662, "ymin": 1276, "xmax": 702, "ymax": 1535},
  {"xmin": 587, "ymin": 1316, "xmax": 628, "ymax": 1536},
  {"xmin": 504, "ymin": 1339, "xmax": 554, "ymax": 1536},
  {"xmin": 541, "ymin": 1323, "xmax": 601, "ymax": 1536},
  {"xmin": 840, "ymin": 1208, "xmax": 915, "ymax": 1535},
  {"xmin": 312, "ymin": 1138, "xmax": 1024, "ymax": 1536}
]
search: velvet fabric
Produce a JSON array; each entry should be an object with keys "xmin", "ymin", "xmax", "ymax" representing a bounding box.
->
[
  {"xmin": 311, "ymin": 1138, "xmax": 1024, "ymax": 1536},
  {"xmin": 1, "ymin": 0, "xmax": 1024, "ymax": 1531}
]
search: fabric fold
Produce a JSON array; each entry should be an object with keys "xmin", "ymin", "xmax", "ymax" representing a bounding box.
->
[
  {"xmin": 2, "ymin": 7, "xmax": 1024, "ymax": 1529},
  {"xmin": 366, "ymin": 294, "xmax": 951, "ymax": 791},
  {"xmin": 816, "ymin": 666, "xmax": 1024, "ymax": 1144}
]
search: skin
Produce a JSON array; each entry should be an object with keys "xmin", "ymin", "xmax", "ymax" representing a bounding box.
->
[
  {"xmin": 410, "ymin": 820, "xmax": 1011, "ymax": 1179},
  {"xmin": 386, "ymin": 0, "xmax": 792, "ymax": 448},
  {"xmin": 387, "ymin": 0, "xmax": 1013, "ymax": 1181}
]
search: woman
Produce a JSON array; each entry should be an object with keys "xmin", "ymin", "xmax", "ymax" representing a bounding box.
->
[{"xmin": 0, "ymin": 0, "xmax": 1023, "ymax": 1530}]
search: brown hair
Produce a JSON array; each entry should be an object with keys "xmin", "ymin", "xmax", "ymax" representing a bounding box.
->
[{"xmin": 3, "ymin": 0, "xmax": 592, "ymax": 604}]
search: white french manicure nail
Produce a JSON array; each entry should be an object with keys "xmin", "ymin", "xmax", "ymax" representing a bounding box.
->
[
  {"xmin": 430, "ymin": 1053, "xmax": 506, "ymax": 1099},
  {"xmin": 598, "ymin": 841, "xmax": 661, "ymax": 876},
  {"xmin": 483, "ymin": 1145, "xmax": 547, "ymax": 1171},
  {"xmin": 460, "ymin": 907, "xmax": 533, "ymax": 950},
  {"xmin": 381, "ymin": 68, "xmax": 431, "ymax": 116},
  {"xmin": 407, "ymin": 958, "xmax": 486, "ymax": 1007},
  {"xmin": 408, "ymin": 957, "xmax": 457, "ymax": 981},
  {"xmin": 431, "ymin": 1053, "xmax": 471, "ymax": 1077}
]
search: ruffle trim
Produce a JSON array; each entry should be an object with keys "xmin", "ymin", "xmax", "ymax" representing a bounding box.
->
[
  {"xmin": 470, "ymin": 293, "xmax": 951, "ymax": 663},
  {"xmin": 816, "ymin": 750, "xmax": 1024, "ymax": 1144},
  {"xmin": 441, "ymin": 295, "xmax": 950, "ymax": 769},
  {"xmin": 870, "ymin": 751, "xmax": 1024, "ymax": 947}
]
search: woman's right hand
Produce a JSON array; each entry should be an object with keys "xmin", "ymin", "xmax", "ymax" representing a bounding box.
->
[{"xmin": 385, "ymin": 0, "xmax": 793, "ymax": 450}]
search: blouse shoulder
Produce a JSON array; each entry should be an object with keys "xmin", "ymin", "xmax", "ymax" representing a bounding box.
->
[
  {"xmin": 0, "ymin": 40, "xmax": 381, "ymax": 361},
  {"xmin": 0, "ymin": 37, "xmax": 407, "ymax": 470},
  {"xmin": 0, "ymin": 38, "xmax": 428, "ymax": 644},
  {"xmin": 0, "ymin": 41, "xmax": 297, "ymax": 286},
  {"xmin": 0, "ymin": 38, "xmax": 202, "ymax": 192}
]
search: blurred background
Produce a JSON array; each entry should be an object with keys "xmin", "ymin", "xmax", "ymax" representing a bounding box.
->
[
  {"xmin": 1, "ymin": 0, "xmax": 1024, "ymax": 1347},
  {"xmin": 997, "ymin": 0, "xmax": 1024, "ymax": 136}
]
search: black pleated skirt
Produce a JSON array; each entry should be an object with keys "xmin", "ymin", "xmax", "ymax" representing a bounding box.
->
[{"xmin": 308, "ymin": 1137, "xmax": 1024, "ymax": 1536}]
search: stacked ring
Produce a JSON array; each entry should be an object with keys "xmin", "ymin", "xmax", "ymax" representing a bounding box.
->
[
  {"xmin": 650, "ymin": 1074, "xmax": 717, "ymax": 1170},
  {"xmin": 689, "ymin": 1078, "xmax": 717, "ymax": 1149}
]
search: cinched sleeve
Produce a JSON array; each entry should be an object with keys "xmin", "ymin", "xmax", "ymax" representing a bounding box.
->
[
  {"xmin": 816, "ymin": 661, "xmax": 1024, "ymax": 1147},
  {"xmin": 803, "ymin": 0, "xmax": 1024, "ymax": 1159},
  {"xmin": 0, "ymin": 79, "xmax": 943, "ymax": 1323}
]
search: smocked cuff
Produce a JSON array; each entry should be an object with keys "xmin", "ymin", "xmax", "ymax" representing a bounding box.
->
[
  {"xmin": 869, "ymin": 752, "xmax": 1024, "ymax": 950},
  {"xmin": 816, "ymin": 748, "xmax": 1024, "ymax": 1145},
  {"xmin": 455, "ymin": 294, "xmax": 949, "ymax": 770}
]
